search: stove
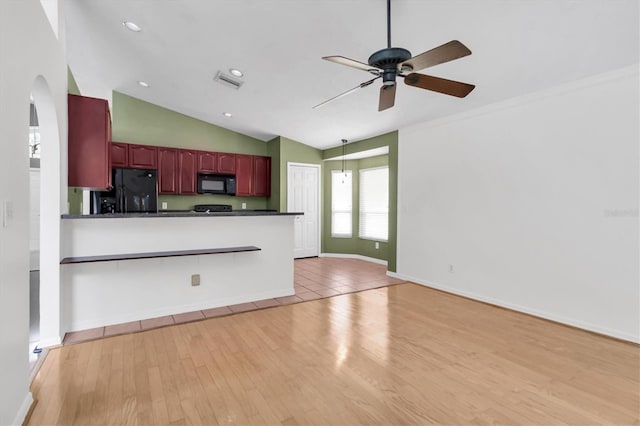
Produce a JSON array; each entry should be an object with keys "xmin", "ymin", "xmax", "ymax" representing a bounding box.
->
[{"xmin": 193, "ymin": 204, "xmax": 232, "ymax": 213}]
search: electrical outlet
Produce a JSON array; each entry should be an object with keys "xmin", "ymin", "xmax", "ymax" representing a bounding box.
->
[
  {"xmin": 241, "ymin": 202, "xmax": 247, "ymax": 209},
  {"xmin": 375, "ymin": 242, "xmax": 379, "ymax": 249},
  {"xmin": 161, "ymin": 202, "xmax": 168, "ymax": 210},
  {"xmin": 449, "ymin": 264, "xmax": 454, "ymax": 273},
  {"xmin": 191, "ymin": 274, "xmax": 200, "ymax": 286}
]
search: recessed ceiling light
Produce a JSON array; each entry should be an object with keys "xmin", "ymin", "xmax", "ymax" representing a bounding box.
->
[
  {"xmin": 229, "ymin": 68, "xmax": 244, "ymax": 78},
  {"xmin": 137, "ymin": 81, "xmax": 150, "ymax": 88},
  {"xmin": 123, "ymin": 21, "xmax": 142, "ymax": 32},
  {"xmin": 222, "ymin": 112, "xmax": 233, "ymax": 118}
]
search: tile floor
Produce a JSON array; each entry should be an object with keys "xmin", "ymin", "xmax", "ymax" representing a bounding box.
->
[{"xmin": 62, "ymin": 257, "xmax": 405, "ymax": 345}]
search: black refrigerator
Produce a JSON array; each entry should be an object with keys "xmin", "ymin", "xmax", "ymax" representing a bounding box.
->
[{"xmin": 91, "ymin": 168, "xmax": 158, "ymax": 214}]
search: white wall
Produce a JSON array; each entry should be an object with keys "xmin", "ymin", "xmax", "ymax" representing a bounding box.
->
[
  {"xmin": 396, "ymin": 66, "xmax": 639, "ymax": 343},
  {"xmin": 0, "ymin": 1, "xmax": 67, "ymax": 424}
]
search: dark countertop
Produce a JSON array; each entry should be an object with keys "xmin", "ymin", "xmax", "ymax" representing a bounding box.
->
[{"xmin": 61, "ymin": 210, "xmax": 303, "ymax": 219}]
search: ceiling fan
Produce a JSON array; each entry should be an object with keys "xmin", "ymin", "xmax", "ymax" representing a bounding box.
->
[{"xmin": 314, "ymin": 0, "xmax": 475, "ymax": 111}]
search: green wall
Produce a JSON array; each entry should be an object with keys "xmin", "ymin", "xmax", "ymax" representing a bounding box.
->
[
  {"xmin": 266, "ymin": 136, "xmax": 323, "ymax": 212},
  {"xmin": 111, "ymin": 92, "xmax": 270, "ymax": 211},
  {"xmin": 266, "ymin": 137, "xmax": 281, "ymax": 211},
  {"xmin": 321, "ymin": 131, "xmax": 398, "ymax": 272},
  {"xmin": 67, "ymin": 67, "xmax": 80, "ymax": 95}
]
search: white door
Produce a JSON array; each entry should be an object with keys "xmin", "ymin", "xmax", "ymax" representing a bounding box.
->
[{"xmin": 287, "ymin": 163, "xmax": 320, "ymax": 258}]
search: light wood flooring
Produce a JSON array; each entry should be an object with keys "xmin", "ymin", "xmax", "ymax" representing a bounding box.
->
[{"xmin": 29, "ymin": 280, "xmax": 639, "ymax": 424}]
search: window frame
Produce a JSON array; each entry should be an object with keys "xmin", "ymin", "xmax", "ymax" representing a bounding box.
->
[{"xmin": 358, "ymin": 165, "xmax": 389, "ymax": 242}]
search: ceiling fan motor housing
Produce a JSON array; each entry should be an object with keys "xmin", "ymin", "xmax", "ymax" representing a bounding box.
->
[{"xmin": 368, "ymin": 47, "xmax": 412, "ymax": 84}]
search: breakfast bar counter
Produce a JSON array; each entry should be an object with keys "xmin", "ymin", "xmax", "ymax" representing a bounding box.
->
[{"xmin": 60, "ymin": 212, "xmax": 300, "ymax": 332}]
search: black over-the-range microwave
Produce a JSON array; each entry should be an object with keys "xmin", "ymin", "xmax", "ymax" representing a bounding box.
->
[{"xmin": 197, "ymin": 173, "xmax": 236, "ymax": 195}]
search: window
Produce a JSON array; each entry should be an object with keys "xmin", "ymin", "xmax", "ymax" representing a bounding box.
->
[
  {"xmin": 359, "ymin": 166, "xmax": 388, "ymax": 241},
  {"xmin": 29, "ymin": 102, "xmax": 40, "ymax": 158},
  {"xmin": 331, "ymin": 170, "xmax": 352, "ymax": 237}
]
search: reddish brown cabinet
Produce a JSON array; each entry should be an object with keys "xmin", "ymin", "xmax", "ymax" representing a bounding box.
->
[
  {"xmin": 235, "ymin": 154, "xmax": 253, "ymax": 196},
  {"xmin": 253, "ymin": 156, "xmax": 271, "ymax": 197},
  {"xmin": 110, "ymin": 142, "xmax": 129, "ymax": 168},
  {"xmin": 68, "ymin": 94, "xmax": 112, "ymax": 189},
  {"xmin": 157, "ymin": 148, "xmax": 178, "ymax": 194},
  {"xmin": 103, "ymin": 140, "xmax": 270, "ymax": 197},
  {"xmin": 218, "ymin": 153, "xmax": 236, "ymax": 174},
  {"xmin": 179, "ymin": 150, "xmax": 197, "ymax": 194},
  {"xmin": 197, "ymin": 151, "xmax": 217, "ymax": 173},
  {"xmin": 129, "ymin": 144, "xmax": 157, "ymax": 169},
  {"xmin": 235, "ymin": 155, "xmax": 271, "ymax": 197}
]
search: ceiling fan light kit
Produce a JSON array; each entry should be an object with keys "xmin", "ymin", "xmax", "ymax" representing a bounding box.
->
[{"xmin": 315, "ymin": 0, "xmax": 475, "ymax": 112}]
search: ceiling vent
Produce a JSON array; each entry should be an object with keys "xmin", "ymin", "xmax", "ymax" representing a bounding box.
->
[{"xmin": 214, "ymin": 71, "xmax": 243, "ymax": 90}]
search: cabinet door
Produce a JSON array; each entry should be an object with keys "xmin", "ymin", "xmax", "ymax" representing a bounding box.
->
[
  {"xmin": 129, "ymin": 144, "xmax": 158, "ymax": 169},
  {"xmin": 157, "ymin": 148, "xmax": 178, "ymax": 194},
  {"xmin": 235, "ymin": 154, "xmax": 253, "ymax": 196},
  {"xmin": 253, "ymin": 156, "xmax": 271, "ymax": 197},
  {"xmin": 218, "ymin": 153, "xmax": 236, "ymax": 174},
  {"xmin": 111, "ymin": 142, "xmax": 129, "ymax": 168},
  {"xmin": 197, "ymin": 151, "xmax": 217, "ymax": 173},
  {"xmin": 179, "ymin": 150, "xmax": 197, "ymax": 194},
  {"xmin": 68, "ymin": 94, "xmax": 111, "ymax": 189}
]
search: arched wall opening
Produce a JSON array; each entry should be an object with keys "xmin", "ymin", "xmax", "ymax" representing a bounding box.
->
[{"xmin": 31, "ymin": 76, "xmax": 63, "ymax": 349}]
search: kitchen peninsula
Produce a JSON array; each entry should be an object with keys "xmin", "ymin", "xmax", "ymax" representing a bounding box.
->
[{"xmin": 61, "ymin": 211, "xmax": 300, "ymax": 332}]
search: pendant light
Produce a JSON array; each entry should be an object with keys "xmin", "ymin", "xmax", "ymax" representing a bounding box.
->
[
  {"xmin": 341, "ymin": 139, "xmax": 347, "ymax": 173},
  {"xmin": 341, "ymin": 139, "xmax": 348, "ymax": 183}
]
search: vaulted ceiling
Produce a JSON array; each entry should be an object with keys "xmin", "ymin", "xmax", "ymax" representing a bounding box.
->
[{"xmin": 65, "ymin": 0, "xmax": 638, "ymax": 149}]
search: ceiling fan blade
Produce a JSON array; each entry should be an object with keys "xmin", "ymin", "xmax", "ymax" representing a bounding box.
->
[
  {"xmin": 404, "ymin": 73, "xmax": 475, "ymax": 98},
  {"xmin": 401, "ymin": 40, "xmax": 471, "ymax": 72},
  {"xmin": 322, "ymin": 56, "xmax": 382, "ymax": 73},
  {"xmin": 378, "ymin": 84, "xmax": 396, "ymax": 111},
  {"xmin": 313, "ymin": 77, "xmax": 380, "ymax": 109}
]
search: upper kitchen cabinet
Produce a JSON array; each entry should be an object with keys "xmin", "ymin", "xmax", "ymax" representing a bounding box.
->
[
  {"xmin": 68, "ymin": 94, "xmax": 112, "ymax": 189},
  {"xmin": 197, "ymin": 151, "xmax": 217, "ymax": 173},
  {"xmin": 235, "ymin": 154, "xmax": 253, "ymax": 196},
  {"xmin": 218, "ymin": 153, "xmax": 236, "ymax": 175},
  {"xmin": 235, "ymin": 155, "xmax": 271, "ymax": 197},
  {"xmin": 157, "ymin": 147, "xmax": 178, "ymax": 194},
  {"xmin": 253, "ymin": 156, "xmax": 271, "ymax": 197},
  {"xmin": 110, "ymin": 142, "xmax": 129, "ymax": 168},
  {"xmin": 179, "ymin": 150, "xmax": 197, "ymax": 194},
  {"xmin": 129, "ymin": 144, "xmax": 157, "ymax": 169}
]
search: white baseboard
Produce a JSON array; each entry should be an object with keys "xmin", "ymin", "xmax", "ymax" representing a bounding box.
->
[
  {"xmin": 13, "ymin": 392, "xmax": 34, "ymax": 426},
  {"xmin": 320, "ymin": 253, "xmax": 388, "ymax": 266},
  {"xmin": 393, "ymin": 272, "xmax": 640, "ymax": 344}
]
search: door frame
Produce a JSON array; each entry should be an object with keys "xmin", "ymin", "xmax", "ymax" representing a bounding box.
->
[{"xmin": 287, "ymin": 162, "xmax": 322, "ymax": 258}]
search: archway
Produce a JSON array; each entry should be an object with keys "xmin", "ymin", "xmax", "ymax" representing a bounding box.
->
[{"xmin": 29, "ymin": 75, "xmax": 62, "ymax": 368}]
